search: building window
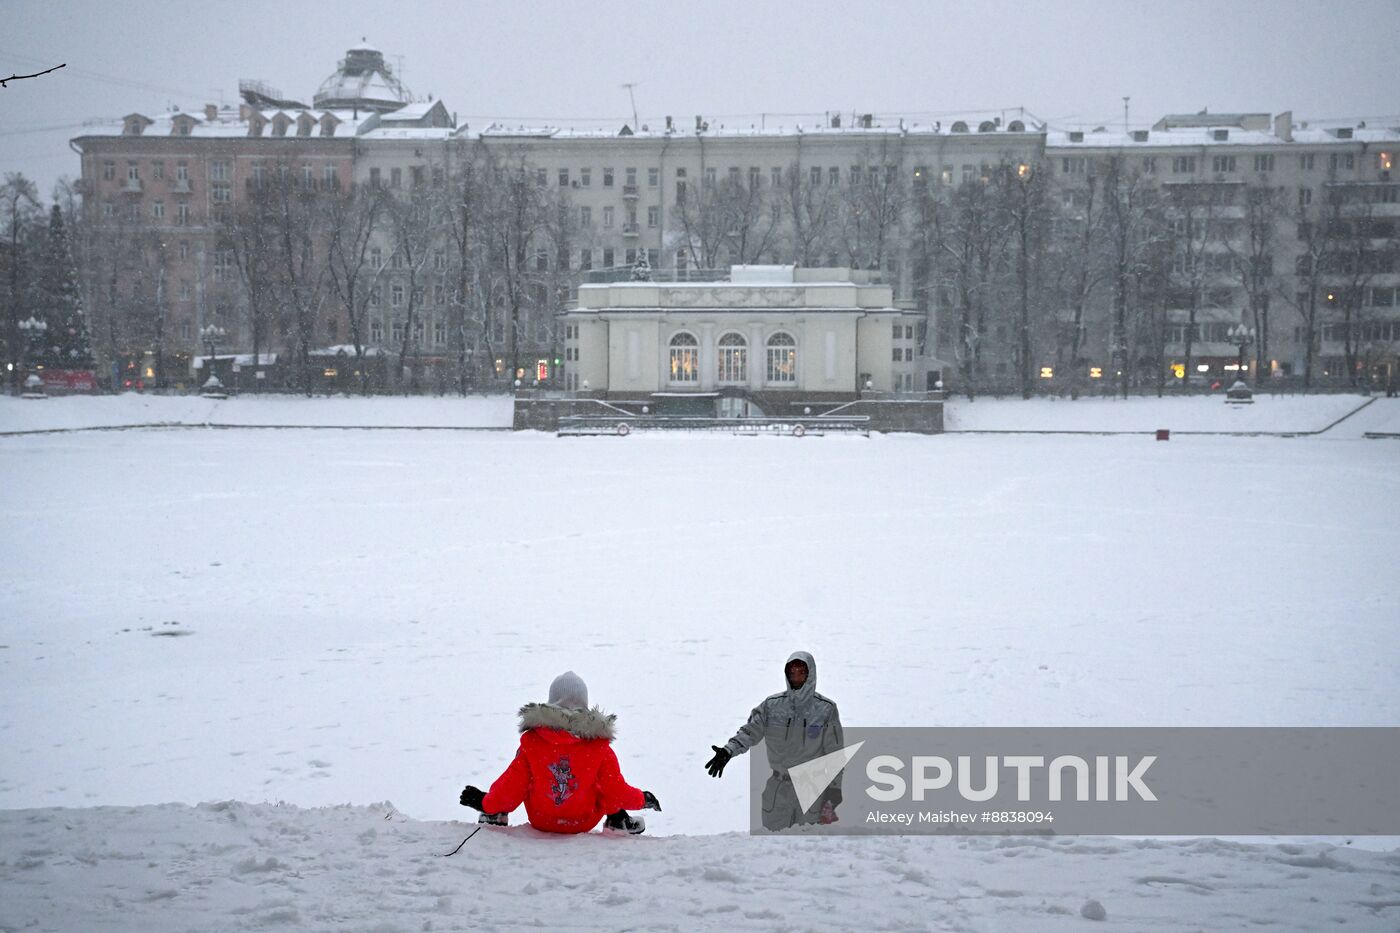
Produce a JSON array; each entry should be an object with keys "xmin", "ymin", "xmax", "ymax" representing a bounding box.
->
[
  {"xmin": 175, "ymin": 202, "xmax": 189, "ymax": 225},
  {"xmin": 179, "ymin": 241, "xmax": 190, "ymax": 260},
  {"xmin": 1172, "ymin": 156, "xmax": 1197, "ymax": 174},
  {"xmin": 370, "ymin": 248, "xmax": 382, "ymax": 269},
  {"xmin": 152, "ymin": 201, "xmax": 164, "ymax": 219},
  {"xmin": 370, "ymin": 319, "xmax": 383, "ymax": 343},
  {"xmin": 1299, "ymin": 154, "xmax": 1315, "ymax": 171},
  {"xmin": 771, "ymin": 166, "xmax": 783, "ymax": 187},
  {"xmin": 559, "ymin": 168, "xmax": 569, "ymax": 187},
  {"xmin": 603, "ymin": 247, "xmax": 614, "ymax": 268},
  {"xmin": 828, "ymin": 166, "xmax": 840, "ymax": 186},
  {"xmin": 212, "ymin": 183, "xmax": 230, "ymax": 203},
  {"xmin": 433, "ymin": 284, "xmax": 446, "ymax": 305},
  {"xmin": 391, "ymin": 284, "xmax": 403, "ymax": 306},
  {"xmin": 624, "ymin": 248, "xmax": 636, "ymax": 266},
  {"xmin": 717, "ymin": 332, "xmax": 747, "ymax": 383},
  {"xmin": 390, "ymin": 167, "xmax": 402, "ymax": 188},
  {"xmin": 648, "ymin": 248, "xmax": 658, "ymax": 268},
  {"xmin": 1253, "ymin": 154, "xmax": 1275, "ymax": 172},
  {"xmin": 648, "ymin": 167, "xmax": 658, "ymax": 187},
  {"xmin": 1211, "ymin": 155, "xmax": 1236, "ymax": 173},
  {"xmin": 669, "ymin": 331, "xmax": 699, "ymax": 383},
  {"xmin": 433, "ymin": 320, "xmax": 446, "ymax": 345},
  {"xmin": 101, "ymin": 161, "xmax": 115, "ymax": 181},
  {"xmin": 179, "ymin": 280, "xmax": 191, "ymax": 301},
  {"xmin": 603, "ymin": 206, "xmax": 614, "ymax": 228},
  {"xmin": 1299, "ymin": 187, "xmax": 1312, "ymax": 207},
  {"xmin": 749, "ymin": 166, "xmax": 761, "ymax": 187},
  {"xmin": 1329, "ymin": 152, "xmax": 1355, "ymax": 171},
  {"xmin": 766, "ymin": 332, "xmax": 797, "ymax": 384},
  {"xmin": 390, "ymin": 251, "xmax": 402, "ymax": 270},
  {"xmin": 579, "ymin": 248, "xmax": 592, "ymax": 271},
  {"xmin": 1142, "ymin": 157, "xmax": 1156, "ymax": 174},
  {"xmin": 1061, "ymin": 157, "xmax": 1086, "ymax": 175},
  {"xmin": 535, "ymin": 248, "xmax": 549, "ymax": 272},
  {"xmin": 411, "ymin": 166, "xmax": 424, "ymax": 188},
  {"xmin": 433, "ymin": 250, "xmax": 445, "ymax": 271},
  {"xmin": 647, "ymin": 206, "xmax": 659, "ymax": 227},
  {"xmin": 152, "ymin": 161, "xmax": 164, "ymax": 180},
  {"xmin": 210, "ymin": 161, "xmax": 229, "ymax": 182},
  {"xmin": 127, "ymin": 162, "xmax": 139, "ymax": 181},
  {"xmin": 810, "ymin": 166, "xmax": 822, "ymax": 186},
  {"xmin": 302, "ymin": 165, "xmax": 314, "ymax": 189},
  {"xmin": 213, "ymin": 249, "xmax": 234, "ymax": 281},
  {"xmin": 176, "ymin": 162, "xmax": 188, "ymax": 183},
  {"xmin": 849, "ymin": 165, "xmax": 862, "ymax": 185},
  {"xmin": 625, "ymin": 167, "xmax": 637, "ymax": 188},
  {"xmin": 580, "ymin": 167, "xmax": 591, "ymax": 187},
  {"xmin": 580, "ymin": 206, "xmax": 592, "ymax": 227},
  {"xmin": 603, "ymin": 167, "xmax": 614, "ymax": 187},
  {"xmin": 369, "ymin": 287, "xmax": 381, "ymax": 307},
  {"xmin": 370, "ymin": 167, "xmax": 381, "ymax": 188},
  {"xmin": 391, "ymin": 321, "xmax": 404, "ymax": 343}
]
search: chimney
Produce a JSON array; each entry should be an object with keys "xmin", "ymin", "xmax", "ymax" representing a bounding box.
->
[
  {"xmin": 695, "ymin": 115, "xmax": 702, "ymax": 131},
  {"xmin": 1273, "ymin": 110, "xmax": 1293, "ymax": 142},
  {"xmin": 665, "ymin": 115, "xmax": 672, "ymax": 132},
  {"xmin": 204, "ymin": 103, "xmax": 218, "ymax": 121}
]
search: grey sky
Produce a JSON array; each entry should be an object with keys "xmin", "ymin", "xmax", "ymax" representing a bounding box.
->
[{"xmin": 3, "ymin": 0, "xmax": 1398, "ymax": 199}]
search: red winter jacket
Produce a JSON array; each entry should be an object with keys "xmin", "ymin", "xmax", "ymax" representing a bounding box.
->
[{"xmin": 481, "ymin": 702, "xmax": 646, "ymax": 834}]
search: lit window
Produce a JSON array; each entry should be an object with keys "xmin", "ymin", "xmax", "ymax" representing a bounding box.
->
[
  {"xmin": 717, "ymin": 332, "xmax": 747, "ymax": 383},
  {"xmin": 1039, "ymin": 366, "xmax": 1054, "ymax": 379},
  {"xmin": 766, "ymin": 332, "xmax": 797, "ymax": 384},
  {"xmin": 669, "ymin": 332, "xmax": 699, "ymax": 383}
]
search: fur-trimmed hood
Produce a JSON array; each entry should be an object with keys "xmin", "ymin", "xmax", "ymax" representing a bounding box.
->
[{"xmin": 518, "ymin": 702, "xmax": 618, "ymax": 741}]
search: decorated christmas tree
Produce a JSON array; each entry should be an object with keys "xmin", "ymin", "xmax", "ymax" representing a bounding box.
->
[
  {"xmin": 38, "ymin": 204, "xmax": 92, "ymax": 369},
  {"xmin": 630, "ymin": 250, "xmax": 652, "ymax": 282}
]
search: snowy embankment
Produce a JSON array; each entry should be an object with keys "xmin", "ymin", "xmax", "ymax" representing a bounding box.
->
[
  {"xmin": 943, "ymin": 393, "xmax": 1375, "ymax": 434},
  {"xmin": 1, "ymin": 391, "xmax": 1392, "ymax": 436},
  {"xmin": 4, "ymin": 802, "xmax": 1397, "ymax": 931},
  {"xmin": 0, "ymin": 393, "xmax": 514, "ymax": 433}
]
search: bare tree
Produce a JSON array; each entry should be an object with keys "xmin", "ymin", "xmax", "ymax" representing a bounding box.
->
[
  {"xmin": 324, "ymin": 180, "xmax": 388, "ymax": 394},
  {"xmin": 1165, "ymin": 182, "xmax": 1230, "ymax": 390},
  {"xmin": 263, "ymin": 161, "xmax": 331, "ymax": 394},
  {"xmin": 1100, "ymin": 157, "xmax": 1168, "ymax": 397},
  {"xmin": 782, "ymin": 161, "xmax": 836, "ymax": 266},
  {"xmin": 995, "ymin": 160, "xmax": 1051, "ymax": 398},
  {"xmin": 1224, "ymin": 184, "xmax": 1284, "ymax": 384}
]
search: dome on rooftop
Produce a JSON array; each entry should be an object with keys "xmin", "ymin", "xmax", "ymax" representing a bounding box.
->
[{"xmin": 313, "ymin": 42, "xmax": 412, "ymax": 113}]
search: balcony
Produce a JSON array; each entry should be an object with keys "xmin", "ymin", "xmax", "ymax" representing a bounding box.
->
[
  {"xmin": 171, "ymin": 179, "xmax": 192, "ymax": 194},
  {"xmin": 622, "ymin": 184, "xmax": 639, "ymax": 199},
  {"xmin": 621, "ymin": 222, "xmax": 640, "ymax": 237},
  {"xmin": 121, "ymin": 178, "xmax": 142, "ymax": 193}
]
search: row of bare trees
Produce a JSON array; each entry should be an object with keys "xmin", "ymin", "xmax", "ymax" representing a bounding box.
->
[{"xmin": 9, "ymin": 143, "xmax": 1395, "ymax": 396}]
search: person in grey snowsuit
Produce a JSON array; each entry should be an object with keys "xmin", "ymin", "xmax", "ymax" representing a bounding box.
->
[{"xmin": 704, "ymin": 651, "xmax": 845, "ymax": 830}]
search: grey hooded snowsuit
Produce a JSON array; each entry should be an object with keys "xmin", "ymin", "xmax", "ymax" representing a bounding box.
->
[{"xmin": 723, "ymin": 650, "xmax": 845, "ymax": 830}]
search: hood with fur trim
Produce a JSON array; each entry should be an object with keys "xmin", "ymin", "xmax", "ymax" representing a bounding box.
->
[{"xmin": 518, "ymin": 702, "xmax": 618, "ymax": 741}]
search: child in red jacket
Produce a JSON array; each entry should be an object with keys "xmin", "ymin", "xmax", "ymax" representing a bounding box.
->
[{"xmin": 459, "ymin": 671, "xmax": 660, "ymax": 834}]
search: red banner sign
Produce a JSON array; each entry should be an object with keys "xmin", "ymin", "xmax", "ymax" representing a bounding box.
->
[{"xmin": 40, "ymin": 370, "xmax": 98, "ymax": 392}]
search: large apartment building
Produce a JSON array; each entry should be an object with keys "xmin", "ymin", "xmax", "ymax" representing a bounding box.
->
[{"xmin": 70, "ymin": 44, "xmax": 1399, "ymax": 393}]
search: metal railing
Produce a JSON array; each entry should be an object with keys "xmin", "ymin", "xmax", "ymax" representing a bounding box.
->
[{"xmin": 557, "ymin": 414, "xmax": 869, "ymax": 437}]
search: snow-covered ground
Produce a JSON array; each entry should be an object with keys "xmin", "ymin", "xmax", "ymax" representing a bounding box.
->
[
  {"xmin": 2, "ymin": 401, "xmax": 1398, "ymax": 929},
  {"xmin": 943, "ymin": 392, "xmax": 1378, "ymax": 433},
  {"xmin": 5, "ymin": 802, "xmax": 1398, "ymax": 931},
  {"xmin": 0, "ymin": 393, "xmax": 514, "ymax": 433}
]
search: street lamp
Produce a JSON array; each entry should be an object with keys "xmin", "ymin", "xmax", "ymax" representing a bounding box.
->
[
  {"xmin": 1227, "ymin": 323, "xmax": 1256, "ymax": 383},
  {"xmin": 200, "ymin": 324, "xmax": 227, "ymax": 398},
  {"xmin": 17, "ymin": 316, "xmax": 48, "ymax": 397}
]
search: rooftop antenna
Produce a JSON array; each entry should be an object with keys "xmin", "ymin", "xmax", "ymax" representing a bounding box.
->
[
  {"xmin": 1122, "ymin": 96, "xmax": 1130, "ymax": 132},
  {"xmin": 621, "ymin": 82, "xmax": 639, "ymax": 130}
]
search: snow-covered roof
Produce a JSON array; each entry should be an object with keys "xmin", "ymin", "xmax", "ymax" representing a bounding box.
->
[{"xmin": 75, "ymin": 108, "xmax": 375, "ymax": 140}]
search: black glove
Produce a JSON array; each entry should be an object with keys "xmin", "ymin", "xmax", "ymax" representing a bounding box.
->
[
  {"xmin": 705, "ymin": 745, "xmax": 731, "ymax": 778},
  {"xmin": 459, "ymin": 785, "xmax": 485, "ymax": 811},
  {"xmin": 641, "ymin": 791, "xmax": 662, "ymax": 811}
]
